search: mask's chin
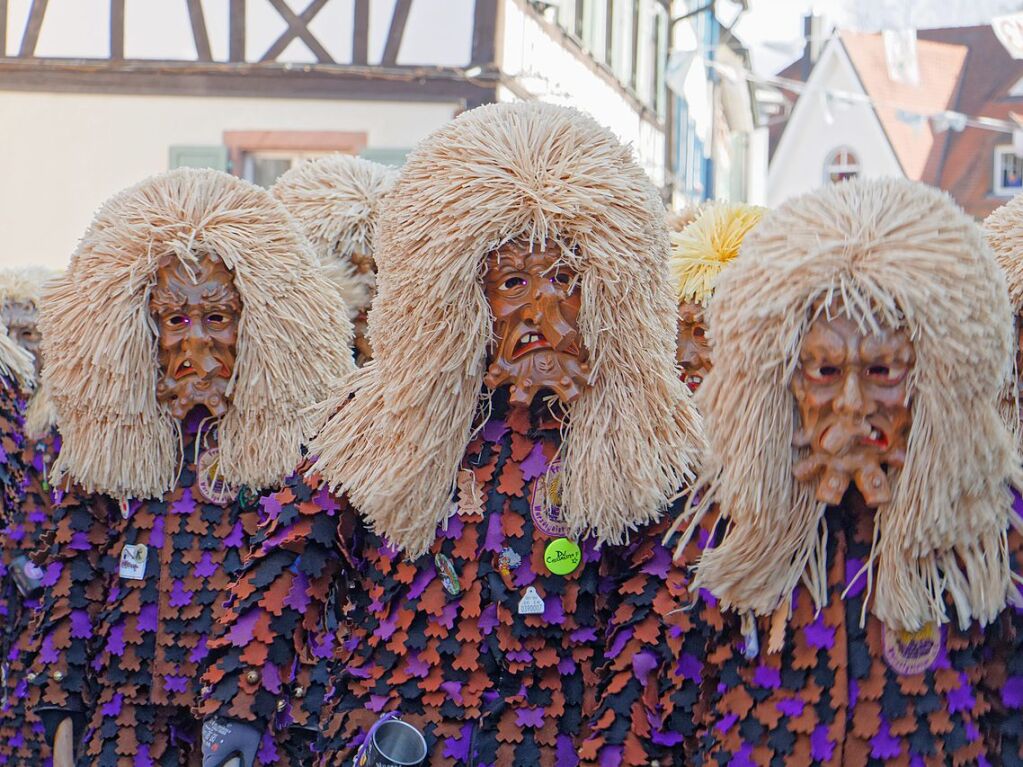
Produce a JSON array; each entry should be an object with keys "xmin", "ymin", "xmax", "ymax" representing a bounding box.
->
[
  {"xmin": 484, "ymin": 348, "xmax": 589, "ymax": 407},
  {"xmin": 156, "ymin": 375, "xmax": 231, "ymax": 420}
]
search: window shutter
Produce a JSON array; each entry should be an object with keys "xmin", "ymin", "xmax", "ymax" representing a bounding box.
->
[
  {"xmin": 168, "ymin": 145, "xmax": 230, "ymax": 172},
  {"xmin": 358, "ymin": 148, "xmax": 410, "ymax": 167}
]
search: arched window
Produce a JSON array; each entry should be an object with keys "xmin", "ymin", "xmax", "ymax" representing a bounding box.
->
[{"xmin": 824, "ymin": 147, "xmax": 860, "ymax": 184}]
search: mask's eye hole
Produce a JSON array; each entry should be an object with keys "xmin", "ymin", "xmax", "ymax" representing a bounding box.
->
[
  {"xmin": 501, "ymin": 276, "xmax": 527, "ymax": 291},
  {"xmin": 168, "ymin": 315, "xmax": 189, "ymax": 327},
  {"xmin": 551, "ymin": 272, "xmax": 571, "ymax": 286},
  {"xmin": 693, "ymin": 326, "xmax": 706, "ymax": 339},
  {"xmin": 866, "ymin": 364, "xmax": 902, "ymax": 383},
  {"xmin": 806, "ymin": 365, "xmax": 841, "ymax": 382},
  {"xmin": 207, "ymin": 313, "xmax": 227, "ymax": 324}
]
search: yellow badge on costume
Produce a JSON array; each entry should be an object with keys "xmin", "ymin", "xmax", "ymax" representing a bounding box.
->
[{"xmin": 882, "ymin": 621, "xmax": 941, "ymax": 675}]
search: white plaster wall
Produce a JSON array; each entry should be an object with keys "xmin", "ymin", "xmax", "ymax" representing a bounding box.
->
[
  {"xmin": 767, "ymin": 44, "xmax": 903, "ymax": 208},
  {"xmin": 11, "ymin": 0, "xmax": 475, "ymax": 67},
  {"xmin": 0, "ymin": 92, "xmax": 459, "ymax": 268},
  {"xmin": 499, "ymin": 0, "xmax": 666, "ymax": 186}
]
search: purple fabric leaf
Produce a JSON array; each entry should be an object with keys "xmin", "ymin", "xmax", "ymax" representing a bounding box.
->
[
  {"xmin": 640, "ymin": 545, "xmax": 672, "ymax": 579},
  {"xmin": 632, "ymin": 650, "xmax": 658, "ymax": 686},
  {"xmin": 752, "ymin": 664, "xmax": 781, "ymax": 689},
  {"xmin": 804, "ymin": 614, "xmax": 835, "ymax": 649},
  {"xmin": 195, "ymin": 552, "xmax": 218, "ymax": 579},
  {"xmin": 810, "ymin": 724, "xmax": 834, "ymax": 761},
  {"xmin": 284, "ymin": 571, "xmax": 311, "ymax": 614},
  {"xmin": 515, "ymin": 707, "xmax": 545, "ymax": 729},
  {"xmin": 138, "ymin": 603, "xmax": 159, "ymax": 633},
  {"xmin": 869, "ymin": 720, "xmax": 902, "ymax": 759},
  {"xmin": 844, "ymin": 557, "xmax": 866, "ymax": 598},
  {"xmin": 168, "ymin": 580, "xmax": 192, "ymax": 608},
  {"xmin": 224, "ymin": 521, "xmax": 245, "ymax": 548},
  {"xmin": 442, "ymin": 723, "xmax": 474, "ymax": 762},
  {"xmin": 520, "ymin": 442, "xmax": 548, "ymax": 481},
  {"xmin": 1002, "ymin": 675, "xmax": 1023, "ymax": 709},
  {"xmin": 106, "ymin": 624, "xmax": 125, "ymax": 657},
  {"xmin": 227, "ymin": 610, "xmax": 259, "ymax": 646},
  {"xmin": 776, "ymin": 697, "xmax": 804, "ymax": 717},
  {"xmin": 481, "ymin": 419, "xmax": 508, "ymax": 443},
  {"xmin": 70, "ymin": 609, "xmax": 92, "ymax": 640}
]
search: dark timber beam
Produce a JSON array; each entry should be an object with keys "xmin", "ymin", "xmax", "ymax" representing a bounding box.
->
[
  {"xmin": 381, "ymin": 0, "xmax": 412, "ymax": 65},
  {"xmin": 18, "ymin": 0, "xmax": 48, "ymax": 57},
  {"xmin": 110, "ymin": 0, "xmax": 124, "ymax": 59},
  {"xmin": 228, "ymin": 0, "xmax": 245, "ymax": 62},
  {"xmin": 186, "ymin": 0, "xmax": 212, "ymax": 61},
  {"xmin": 261, "ymin": 0, "xmax": 333, "ymax": 63},
  {"xmin": 352, "ymin": 0, "xmax": 369, "ymax": 65}
]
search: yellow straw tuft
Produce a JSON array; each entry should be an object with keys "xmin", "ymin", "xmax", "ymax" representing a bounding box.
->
[{"xmin": 670, "ymin": 202, "xmax": 765, "ymax": 305}]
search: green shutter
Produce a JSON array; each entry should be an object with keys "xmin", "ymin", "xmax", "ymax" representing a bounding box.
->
[
  {"xmin": 168, "ymin": 145, "xmax": 230, "ymax": 171},
  {"xmin": 358, "ymin": 148, "xmax": 411, "ymax": 167}
]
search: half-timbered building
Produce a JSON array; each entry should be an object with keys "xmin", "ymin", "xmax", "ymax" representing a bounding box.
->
[{"xmin": 0, "ymin": 0, "xmax": 673, "ymax": 268}]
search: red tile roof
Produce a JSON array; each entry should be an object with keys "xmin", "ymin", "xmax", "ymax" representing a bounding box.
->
[
  {"xmin": 770, "ymin": 25, "xmax": 1023, "ymax": 217},
  {"xmin": 840, "ymin": 31, "xmax": 966, "ymax": 183}
]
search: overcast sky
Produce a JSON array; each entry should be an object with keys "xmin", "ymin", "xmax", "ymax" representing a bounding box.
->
[{"xmin": 729, "ymin": 0, "xmax": 1023, "ymax": 74}]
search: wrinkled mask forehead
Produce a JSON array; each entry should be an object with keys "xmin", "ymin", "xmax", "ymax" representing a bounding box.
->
[
  {"xmin": 790, "ymin": 301, "xmax": 915, "ymax": 509},
  {"xmin": 149, "ymin": 254, "xmax": 242, "ymax": 421},
  {"xmin": 482, "ymin": 239, "xmax": 590, "ymax": 407}
]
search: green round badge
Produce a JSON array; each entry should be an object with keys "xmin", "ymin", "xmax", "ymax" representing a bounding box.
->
[{"xmin": 544, "ymin": 538, "xmax": 582, "ymax": 576}]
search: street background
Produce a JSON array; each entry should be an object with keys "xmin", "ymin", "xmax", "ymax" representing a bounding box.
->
[{"xmin": 3, "ymin": 0, "xmax": 1023, "ymax": 268}]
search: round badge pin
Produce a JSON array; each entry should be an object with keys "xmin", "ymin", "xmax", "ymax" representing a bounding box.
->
[
  {"xmin": 544, "ymin": 538, "xmax": 581, "ymax": 576},
  {"xmin": 197, "ymin": 447, "xmax": 239, "ymax": 505}
]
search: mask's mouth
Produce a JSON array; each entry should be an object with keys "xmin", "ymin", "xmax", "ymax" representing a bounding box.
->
[
  {"xmin": 682, "ymin": 373, "xmax": 703, "ymax": 391},
  {"xmin": 172, "ymin": 358, "xmax": 231, "ymax": 381},
  {"xmin": 512, "ymin": 331, "xmax": 552, "ymax": 360},
  {"xmin": 818, "ymin": 421, "xmax": 891, "ymax": 454},
  {"xmin": 861, "ymin": 425, "xmax": 890, "ymax": 450}
]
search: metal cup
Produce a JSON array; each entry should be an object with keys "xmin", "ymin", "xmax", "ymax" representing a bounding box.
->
[{"xmin": 355, "ymin": 716, "xmax": 428, "ymax": 767}]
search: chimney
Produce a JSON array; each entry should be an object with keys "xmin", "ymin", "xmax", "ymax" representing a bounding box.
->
[{"xmin": 802, "ymin": 14, "xmax": 824, "ymax": 79}]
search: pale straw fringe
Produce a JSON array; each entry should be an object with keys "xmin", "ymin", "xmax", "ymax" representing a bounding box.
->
[
  {"xmin": 41, "ymin": 168, "xmax": 355, "ymax": 499},
  {"xmin": 679, "ymin": 178, "xmax": 1019, "ymax": 632},
  {"xmin": 666, "ymin": 203, "xmax": 706, "ymax": 233},
  {"xmin": 272, "ymin": 154, "xmax": 398, "ymax": 321},
  {"xmin": 309, "ymin": 101, "xmax": 705, "ymax": 558},
  {"xmin": 669, "ymin": 202, "xmax": 765, "ymax": 306},
  {"xmin": 0, "ymin": 267, "xmax": 61, "ymax": 434}
]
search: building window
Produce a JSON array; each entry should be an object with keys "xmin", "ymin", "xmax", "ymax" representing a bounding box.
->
[
  {"xmin": 222, "ymin": 130, "xmax": 367, "ymax": 186},
  {"xmin": 824, "ymin": 147, "xmax": 860, "ymax": 184},
  {"xmin": 994, "ymin": 145, "xmax": 1023, "ymax": 196}
]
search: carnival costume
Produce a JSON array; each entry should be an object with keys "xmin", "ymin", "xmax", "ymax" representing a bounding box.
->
[
  {"xmin": 0, "ymin": 268, "xmax": 59, "ymax": 766},
  {"xmin": 199, "ymin": 101, "xmax": 702, "ymax": 767},
  {"xmin": 983, "ymin": 194, "xmax": 1023, "ymax": 764},
  {"xmin": 584, "ymin": 178, "xmax": 1023, "ymax": 766},
  {"xmin": 272, "ymin": 154, "xmax": 397, "ymax": 365},
  {"xmin": 29, "ymin": 168, "xmax": 353, "ymax": 767},
  {"xmin": 669, "ymin": 202, "xmax": 763, "ymax": 391}
]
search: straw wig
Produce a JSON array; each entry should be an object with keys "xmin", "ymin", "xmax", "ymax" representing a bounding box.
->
[
  {"xmin": 983, "ymin": 197, "xmax": 1023, "ymax": 450},
  {"xmin": 669, "ymin": 202, "xmax": 764, "ymax": 306},
  {"xmin": 683, "ymin": 178, "xmax": 1019, "ymax": 633},
  {"xmin": 0, "ymin": 267, "xmax": 60, "ymax": 436},
  {"xmin": 272, "ymin": 154, "xmax": 398, "ymax": 320},
  {"xmin": 985, "ymin": 194, "xmax": 1023, "ymax": 314},
  {"xmin": 309, "ymin": 101, "xmax": 705, "ymax": 557},
  {"xmin": 41, "ymin": 168, "xmax": 355, "ymax": 500}
]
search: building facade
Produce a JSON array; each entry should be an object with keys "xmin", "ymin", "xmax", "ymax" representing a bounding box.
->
[
  {"xmin": 0, "ymin": 0, "xmax": 682, "ymax": 267},
  {"xmin": 768, "ymin": 23, "xmax": 1023, "ymax": 218}
]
